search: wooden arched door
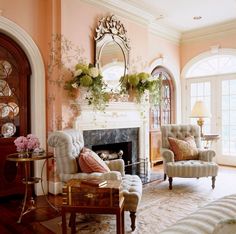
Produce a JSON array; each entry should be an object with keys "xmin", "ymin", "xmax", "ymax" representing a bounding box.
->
[
  {"xmin": 0, "ymin": 33, "xmax": 31, "ymax": 196},
  {"xmin": 149, "ymin": 66, "xmax": 175, "ymax": 166}
]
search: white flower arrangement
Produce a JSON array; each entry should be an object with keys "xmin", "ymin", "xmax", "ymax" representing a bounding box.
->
[{"xmin": 64, "ymin": 63, "xmax": 109, "ymax": 111}]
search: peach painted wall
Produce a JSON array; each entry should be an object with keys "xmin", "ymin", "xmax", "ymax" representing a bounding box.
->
[
  {"xmin": 0, "ymin": 0, "xmax": 181, "ymax": 132},
  {"xmin": 148, "ymin": 34, "xmax": 180, "ymax": 78},
  {"xmin": 60, "ymin": 0, "xmax": 180, "ymax": 125},
  {"xmin": 148, "ymin": 33, "xmax": 181, "ymax": 123},
  {"xmin": 180, "ymin": 32, "xmax": 236, "ymax": 69},
  {"xmin": 0, "ymin": 0, "xmax": 181, "ymax": 125},
  {"xmin": 61, "ymin": 0, "xmax": 149, "ymax": 70},
  {"xmin": 0, "ymin": 0, "xmax": 181, "ymax": 184},
  {"xmin": 0, "ymin": 0, "xmax": 52, "ymax": 65}
]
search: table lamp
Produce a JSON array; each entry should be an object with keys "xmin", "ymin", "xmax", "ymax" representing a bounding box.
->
[{"xmin": 190, "ymin": 100, "xmax": 211, "ymax": 137}]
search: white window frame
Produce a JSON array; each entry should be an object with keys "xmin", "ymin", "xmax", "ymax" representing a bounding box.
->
[{"xmin": 181, "ymin": 49, "xmax": 236, "ymax": 166}]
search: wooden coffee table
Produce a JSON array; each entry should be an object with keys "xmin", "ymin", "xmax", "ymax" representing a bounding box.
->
[{"xmin": 61, "ymin": 180, "xmax": 125, "ymax": 234}]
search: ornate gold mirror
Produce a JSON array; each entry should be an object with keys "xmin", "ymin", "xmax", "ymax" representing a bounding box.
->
[{"xmin": 95, "ymin": 15, "xmax": 130, "ymax": 91}]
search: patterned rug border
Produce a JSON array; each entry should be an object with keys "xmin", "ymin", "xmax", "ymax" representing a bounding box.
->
[{"xmin": 41, "ymin": 172, "xmax": 236, "ymax": 234}]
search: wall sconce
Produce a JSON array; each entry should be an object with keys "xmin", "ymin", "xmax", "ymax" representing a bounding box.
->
[{"xmin": 190, "ymin": 100, "xmax": 211, "ymax": 137}]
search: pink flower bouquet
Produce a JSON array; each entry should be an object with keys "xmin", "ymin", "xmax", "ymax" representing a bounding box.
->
[
  {"xmin": 14, "ymin": 136, "xmax": 28, "ymax": 152},
  {"xmin": 14, "ymin": 134, "xmax": 40, "ymax": 152},
  {"xmin": 26, "ymin": 134, "xmax": 40, "ymax": 151}
]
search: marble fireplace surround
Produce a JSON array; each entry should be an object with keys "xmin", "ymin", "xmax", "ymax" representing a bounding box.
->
[
  {"xmin": 74, "ymin": 101, "xmax": 150, "ymax": 173},
  {"xmin": 83, "ymin": 128, "xmax": 139, "ymax": 165}
]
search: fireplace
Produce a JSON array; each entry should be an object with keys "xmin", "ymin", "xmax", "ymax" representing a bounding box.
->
[
  {"xmin": 74, "ymin": 101, "xmax": 151, "ymax": 180},
  {"xmin": 83, "ymin": 127, "xmax": 140, "ymax": 175}
]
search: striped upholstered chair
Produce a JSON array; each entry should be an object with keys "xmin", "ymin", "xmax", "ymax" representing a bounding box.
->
[
  {"xmin": 161, "ymin": 124, "xmax": 218, "ymax": 190},
  {"xmin": 48, "ymin": 129, "xmax": 142, "ymax": 231}
]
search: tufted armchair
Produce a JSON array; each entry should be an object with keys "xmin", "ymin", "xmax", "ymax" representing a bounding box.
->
[
  {"xmin": 47, "ymin": 129, "xmax": 125, "ymax": 183},
  {"xmin": 161, "ymin": 124, "xmax": 218, "ymax": 189},
  {"xmin": 48, "ymin": 129, "xmax": 142, "ymax": 231}
]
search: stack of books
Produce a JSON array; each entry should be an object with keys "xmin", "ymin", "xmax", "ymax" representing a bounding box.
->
[{"xmin": 80, "ymin": 179, "xmax": 108, "ymax": 188}]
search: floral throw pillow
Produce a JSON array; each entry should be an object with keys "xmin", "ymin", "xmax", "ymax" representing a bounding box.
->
[
  {"xmin": 168, "ymin": 137, "xmax": 199, "ymax": 161},
  {"xmin": 185, "ymin": 136, "xmax": 197, "ymax": 148},
  {"xmin": 78, "ymin": 147, "xmax": 110, "ymax": 173}
]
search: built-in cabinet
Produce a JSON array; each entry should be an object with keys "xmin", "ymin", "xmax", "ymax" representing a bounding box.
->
[
  {"xmin": 0, "ymin": 33, "xmax": 31, "ymax": 197},
  {"xmin": 149, "ymin": 130, "xmax": 162, "ymax": 167},
  {"xmin": 149, "ymin": 107, "xmax": 162, "ymax": 166}
]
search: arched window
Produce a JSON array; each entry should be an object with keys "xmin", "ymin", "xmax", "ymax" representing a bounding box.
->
[
  {"xmin": 151, "ymin": 66, "xmax": 175, "ymax": 129},
  {"xmin": 186, "ymin": 54, "xmax": 236, "ymax": 78}
]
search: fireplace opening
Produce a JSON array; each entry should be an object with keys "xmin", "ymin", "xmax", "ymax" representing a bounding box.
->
[
  {"xmin": 92, "ymin": 141, "xmax": 132, "ymax": 165},
  {"xmin": 92, "ymin": 141, "xmax": 141, "ymax": 175}
]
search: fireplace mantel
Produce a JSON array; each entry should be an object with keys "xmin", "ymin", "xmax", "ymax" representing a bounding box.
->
[{"xmin": 74, "ymin": 101, "xmax": 150, "ymax": 164}]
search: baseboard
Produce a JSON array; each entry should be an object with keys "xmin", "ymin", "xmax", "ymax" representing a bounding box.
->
[{"xmin": 49, "ymin": 181, "xmax": 62, "ymax": 195}]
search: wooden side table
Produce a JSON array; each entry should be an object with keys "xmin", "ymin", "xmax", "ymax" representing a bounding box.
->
[{"xmin": 61, "ymin": 180, "xmax": 124, "ymax": 234}]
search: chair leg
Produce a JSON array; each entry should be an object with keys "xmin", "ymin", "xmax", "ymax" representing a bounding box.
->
[
  {"xmin": 69, "ymin": 212, "xmax": 76, "ymax": 227},
  {"xmin": 164, "ymin": 173, "xmax": 167, "ymax": 181},
  {"xmin": 168, "ymin": 177, "xmax": 173, "ymax": 190},
  {"xmin": 69, "ymin": 212, "xmax": 76, "ymax": 234},
  {"xmin": 212, "ymin": 176, "xmax": 216, "ymax": 189},
  {"xmin": 130, "ymin": 211, "xmax": 136, "ymax": 231}
]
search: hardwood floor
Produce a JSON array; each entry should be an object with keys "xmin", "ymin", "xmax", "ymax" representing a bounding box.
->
[
  {"xmin": 0, "ymin": 165, "xmax": 236, "ymax": 234},
  {"xmin": 0, "ymin": 194, "xmax": 61, "ymax": 234}
]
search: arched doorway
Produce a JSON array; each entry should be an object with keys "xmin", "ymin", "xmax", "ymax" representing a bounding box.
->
[
  {"xmin": 0, "ymin": 17, "xmax": 46, "ymax": 195},
  {"xmin": 149, "ymin": 65, "xmax": 175, "ymax": 166},
  {"xmin": 0, "ymin": 32, "xmax": 31, "ymax": 196},
  {"xmin": 182, "ymin": 49, "xmax": 236, "ymax": 166},
  {"xmin": 151, "ymin": 65, "xmax": 175, "ymax": 127}
]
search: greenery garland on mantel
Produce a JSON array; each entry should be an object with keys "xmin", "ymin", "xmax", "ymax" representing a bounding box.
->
[
  {"xmin": 119, "ymin": 72, "xmax": 162, "ymax": 107},
  {"xmin": 65, "ymin": 66, "xmax": 162, "ymax": 112},
  {"xmin": 48, "ymin": 34, "xmax": 162, "ymax": 113}
]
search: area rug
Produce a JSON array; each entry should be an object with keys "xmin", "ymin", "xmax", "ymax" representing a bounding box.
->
[{"xmin": 41, "ymin": 172, "xmax": 236, "ymax": 233}]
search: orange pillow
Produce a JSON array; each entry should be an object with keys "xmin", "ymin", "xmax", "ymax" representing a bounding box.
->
[
  {"xmin": 168, "ymin": 137, "xmax": 199, "ymax": 161},
  {"xmin": 79, "ymin": 148, "xmax": 110, "ymax": 173}
]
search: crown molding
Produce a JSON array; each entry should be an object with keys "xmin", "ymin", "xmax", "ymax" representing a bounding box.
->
[
  {"xmin": 81, "ymin": 0, "xmax": 154, "ymax": 25},
  {"xmin": 81, "ymin": 0, "xmax": 181, "ymax": 44},
  {"xmin": 149, "ymin": 22, "xmax": 181, "ymax": 45},
  {"xmin": 181, "ymin": 20, "xmax": 236, "ymax": 44},
  {"xmin": 81, "ymin": 0, "xmax": 236, "ymax": 45}
]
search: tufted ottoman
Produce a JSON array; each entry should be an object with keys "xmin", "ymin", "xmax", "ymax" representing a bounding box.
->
[
  {"xmin": 166, "ymin": 160, "xmax": 218, "ymax": 189},
  {"xmin": 121, "ymin": 174, "xmax": 143, "ymax": 231}
]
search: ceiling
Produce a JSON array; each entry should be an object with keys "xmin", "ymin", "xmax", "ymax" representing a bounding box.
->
[{"xmin": 126, "ymin": 0, "xmax": 236, "ymax": 32}]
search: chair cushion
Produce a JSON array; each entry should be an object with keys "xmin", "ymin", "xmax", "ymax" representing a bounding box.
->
[
  {"xmin": 79, "ymin": 148, "xmax": 110, "ymax": 173},
  {"xmin": 168, "ymin": 137, "xmax": 199, "ymax": 161}
]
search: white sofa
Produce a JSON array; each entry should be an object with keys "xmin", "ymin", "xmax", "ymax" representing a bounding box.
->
[{"xmin": 159, "ymin": 194, "xmax": 236, "ymax": 234}]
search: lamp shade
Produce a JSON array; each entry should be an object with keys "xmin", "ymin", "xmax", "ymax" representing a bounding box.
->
[{"xmin": 190, "ymin": 101, "xmax": 211, "ymax": 118}]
